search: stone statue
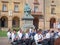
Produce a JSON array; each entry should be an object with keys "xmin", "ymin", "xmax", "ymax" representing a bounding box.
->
[{"xmin": 22, "ymin": 3, "xmax": 35, "ymax": 31}]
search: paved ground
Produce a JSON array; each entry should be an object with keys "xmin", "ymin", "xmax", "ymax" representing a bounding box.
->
[{"xmin": 0, "ymin": 37, "xmax": 11, "ymax": 45}]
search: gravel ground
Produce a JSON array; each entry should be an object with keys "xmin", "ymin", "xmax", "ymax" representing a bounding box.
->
[{"xmin": 0, "ymin": 37, "xmax": 11, "ymax": 45}]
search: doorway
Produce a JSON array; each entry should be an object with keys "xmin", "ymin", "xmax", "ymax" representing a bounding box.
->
[
  {"xmin": 1, "ymin": 16, "xmax": 8, "ymax": 27},
  {"xmin": 50, "ymin": 18, "xmax": 56, "ymax": 28},
  {"xmin": 33, "ymin": 17, "xmax": 39, "ymax": 30}
]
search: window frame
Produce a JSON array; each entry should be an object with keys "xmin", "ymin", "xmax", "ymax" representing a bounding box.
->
[
  {"xmin": 34, "ymin": 5, "xmax": 38, "ymax": 13},
  {"xmin": 51, "ymin": 5, "xmax": 56, "ymax": 15},
  {"xmin": 2, "ymin": 3, "xmax": 8, "ymax": 12},
  {"xmin": 14, "ymin": 4, "xmax": 19, "ymax": 12}
]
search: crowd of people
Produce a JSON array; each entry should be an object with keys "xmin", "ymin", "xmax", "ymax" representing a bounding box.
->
[{"xmin": 7, "ymin": 28, "xmax": 60, "ymax": 45}]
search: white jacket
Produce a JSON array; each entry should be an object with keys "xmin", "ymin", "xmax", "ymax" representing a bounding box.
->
[
  {"xmin": 7, "ymin": 32, "xmax": 11, "ymax": 39},
  {"xmin": 17, "ymin": 31, "xmax": 23, "ymax": 39},
  {"xmin": 34, "ymin": 34, "xmax": 43, "ymax": 42}
]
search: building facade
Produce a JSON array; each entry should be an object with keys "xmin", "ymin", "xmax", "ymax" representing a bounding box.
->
[
  {"xmin": 0, "ymin": 0, "xmax": 60, "ymax": 30},
  {"xmin": 0, "ymin": 0, "xmax": 25, "ymax": 30},
  {"xmin": 45, "ymin": 0, "xmax": 60, "ymax": 30}
]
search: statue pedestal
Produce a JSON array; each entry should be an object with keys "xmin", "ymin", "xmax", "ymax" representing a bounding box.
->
[{"xmin": 22, "ymin": 19, "xmax": 34, "ymax": 31}]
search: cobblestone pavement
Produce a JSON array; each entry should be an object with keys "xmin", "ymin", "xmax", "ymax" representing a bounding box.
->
[{"xmin": 0, "ymin": 37, "xmax": 11, "ymax": 45}]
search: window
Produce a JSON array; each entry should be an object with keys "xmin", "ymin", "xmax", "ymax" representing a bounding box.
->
[
  {"xmin": 51, "ymin": 7, "xmax": 56, "ymax": 14},
  {"xmin": 2, "ymin": 4, "xmax": 7, "ymax": 11},
  {"xmin": 13, "ymin": 20, "xmax": 16, "ymax": 26},
  {"xmin": 50, "ymin": 18, "xmax": 56, "ymax": 28},
  {"xmin": 14, "ymin": 4, "xmax": 19, "ymax": 12},
  {"xmin": 34, "ymin": 6, "xmax": 38, "ymax": 12}
]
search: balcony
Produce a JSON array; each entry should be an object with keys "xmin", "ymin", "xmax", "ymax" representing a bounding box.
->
[{"xmin": 31, "ymin": 11, "xmax": 42, "ymax": 16}]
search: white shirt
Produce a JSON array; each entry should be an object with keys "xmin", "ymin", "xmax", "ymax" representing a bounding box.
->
[
  {"xmin": 7, "ymin": 32, "xmax": 11, "ymax": 39},
  {"xmin": 17, "ymin": 31, "xmax": 23, "ymax": 39},
  {"xmin": 58, "ymin": 32, "xmax": 60, "ymax": 36},
  {"xmin": 51, "ymin": 33, "xmax": 54, "ymax": 37},
  {"xmin": 11, "ymin": 33, "xmax": 17, "ymax": 42},
  {"xmin": 34, "ymin": 34, "xmax": 43, "ymax": 42},
  {"xmin": 29, "ymin": 28, "xmax": 32, "ymax": 33},
  {"xmin": 25, "ymin": 33, "xmax": 29, "ymax": 39},
  {"xmin": 45, "ymin": 33, "xmax": 51, "ymax": 39},
  {"xmin": 57, "ymin": 24, "xmax": 60, "ymax": 29}
]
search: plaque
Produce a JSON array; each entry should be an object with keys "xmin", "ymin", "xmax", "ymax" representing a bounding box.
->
[{"xmin": 9, "ymin": 10, "xmax": 13, "ymax": 16}]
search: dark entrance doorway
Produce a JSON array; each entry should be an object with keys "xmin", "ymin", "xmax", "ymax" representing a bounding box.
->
[
  {"xmin": 50, "ymin": 18, "xmax": 56, "ymax": 28},
  {"xmin": 0, "ymin": 16, "xmax": 8, "ymax": 27},
  {"xmin": 1, "ymin": 18, "xmax": 5, "ymax": 27},
  {"xmin": 33, "ymin": 17, "xmax": 39, "ymax": 30},
  {"xmin": 12, "ymin": 17, "xmax": 20, "ymax": 27}
]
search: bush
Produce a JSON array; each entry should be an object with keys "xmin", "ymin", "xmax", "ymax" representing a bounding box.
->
[{"xmin": 12, "ymin": 27, "xmax": 20, "ymax": 32}]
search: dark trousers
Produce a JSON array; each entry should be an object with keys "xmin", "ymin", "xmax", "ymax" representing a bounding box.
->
[
  {"xmin": 24, "ymin": 39, "xmax": 32, "ymax": 45},
  {"xmin": 17, "ymin": 39, "xmax": 24, "ymax": 44},
  {"xmin": 11, "ymin": 40, "xmax": 18, "ymax": 45},
  {"xmin": 43, "ymin": 39, "xmax": 48, "ymax": 45},
  {"xmin": 50, "ymin": 38, "xmax": 54, "ymax": 45},
  {"xmin": 43, "ymin": 39, "xmax": 50, "ymax": 45}
]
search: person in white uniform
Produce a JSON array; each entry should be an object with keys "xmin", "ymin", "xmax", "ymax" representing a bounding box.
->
[
  {"xmin": 25, "ymin": 31, "xmax": 29, "ymax": 39},
  {"xmin": 17, "ymin": 29, "xmax": 23, "ymax": 40},
  {"xmin": 24, "ymin": 30, "xmax": 30, "ymax": 45},
  {"xmin": 11, "ymin": 29, "xmax": 17, "ymax": 42},
  {"xmin": 34, "ymin": 29, "xmax": 43, "ymax": 45},
  {"xmin": 7, "ymin": 29, "xmax": 12, "ymax": 41},
  {"xmin": 45, "ymin": 30, "xmax": 51, "ymax": 45},
  {"xmin": 11, "ymin": 29, "xmax": 19, "ymax": 45}
]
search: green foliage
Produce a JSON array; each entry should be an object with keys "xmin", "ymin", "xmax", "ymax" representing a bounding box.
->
[
  {"xmin": 0, "ymin": 27, "xmax": 20, "ymax": 37},
  {"xmin": 12, "ymin": 27, "xmax": 20, "ymax": 32}
]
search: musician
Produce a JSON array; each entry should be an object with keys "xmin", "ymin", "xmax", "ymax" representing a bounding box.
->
[
  {"xmin": 11, "ymin": 29, "xmax": 18, "ymax": 43},
  {"xmin": 17, "ymin": 29, "xmax": 23, "ymax": 40},
  {"xmin": 7, "ymin": 29, "xmax": 12, "ymax": 41},
  {"xmin": 24, "ymin": 29, "xmax": 31, "ymax": 45},
  {"xmin": 34, "ymin": 29, "xmax": 43, "ymax": 45},
  {"xmin": 45, "ymin": 30, "xmax": 51, "ymax": 45},
  {"xmin": 50, "ymin": 30, "xmax": 55, "ymax": 45},
  {"xmin": 58, "ymin": 29, "xmax": 60, "ymax": 37}
]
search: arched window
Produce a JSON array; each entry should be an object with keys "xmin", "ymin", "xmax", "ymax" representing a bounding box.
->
[
  {"xmin": 1, "ymin": 16, "xmax": 8, "ymax": 27},
  {"xmin": 33, "ymin": 17, "xmax": 39, "ymax": 30},
  {"xmin": 12, "ymin": 17, "xmax": 20, "ymax": 27},
  {"xmin": 50, "ymin": 18, "xmax": 56, "ymax": 28}
]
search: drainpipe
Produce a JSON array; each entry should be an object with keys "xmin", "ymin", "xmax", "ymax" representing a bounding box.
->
[
  {"xmin": 43, "ymin": 0, "xmax": 45, "ymax": 30},
  {"xmin": 0, "ymin": 11, "xmax": 1, "ymax": 30}
]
